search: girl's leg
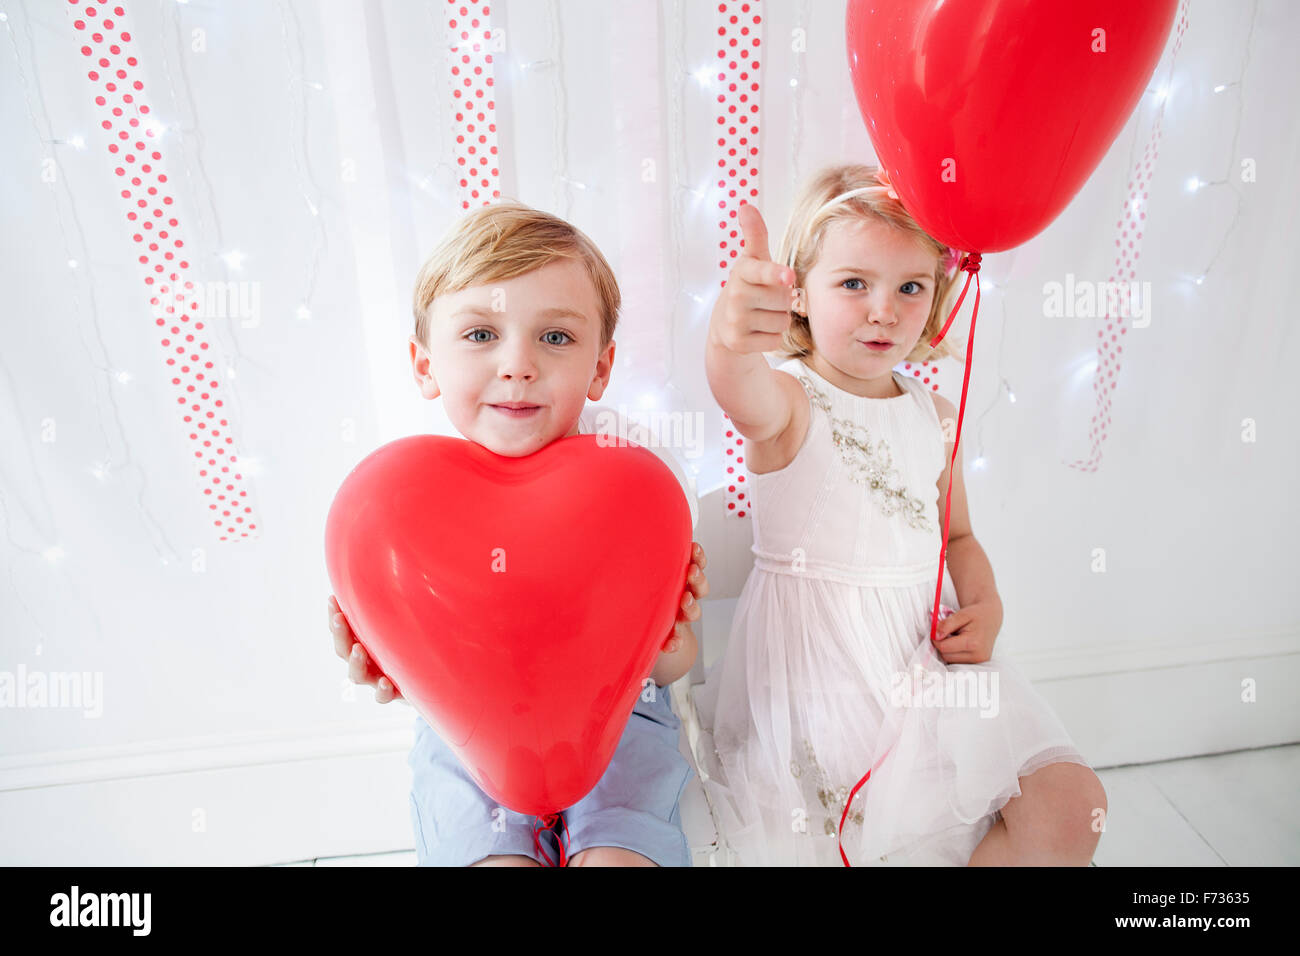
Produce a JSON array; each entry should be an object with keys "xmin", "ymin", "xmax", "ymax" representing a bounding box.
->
[{"xmin": 968, "ymin": 762, "xmax": 1107, "ymax": 866}]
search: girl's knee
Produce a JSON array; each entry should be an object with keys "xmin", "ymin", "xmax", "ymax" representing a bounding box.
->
[
  {"xmin": 1054, "ymin": 768, "xmax": 1106, "ymax": 862},
  {"xmin": 1073, "ymin": 767, "xmax": 1107, "ymax": 833},
  {"xmin": 1011, "ymin": 763, "xmax": 1105, "ymax": 864}
]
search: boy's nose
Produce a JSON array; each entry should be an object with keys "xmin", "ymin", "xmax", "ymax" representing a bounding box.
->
[{"xmin": 498, "ymin": 347, "xmax": 539, "ymax": 381}]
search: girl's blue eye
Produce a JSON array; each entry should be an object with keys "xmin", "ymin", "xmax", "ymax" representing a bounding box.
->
[
  {"xmin": 466, "ymin": 328, "xmax": 493, "ymax": 343},
  {"xmin": 542, "ymin": 330, "xmax": 573, "ymax": 346},
  {"xmin": 841, "ymin": 277, "xmax": 926, "ymax": 295}
]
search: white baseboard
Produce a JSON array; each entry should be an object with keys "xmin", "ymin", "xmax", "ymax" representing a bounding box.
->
[{"xmin": 0, "ymin": 717, "xmax": 417, "ymax": 790}]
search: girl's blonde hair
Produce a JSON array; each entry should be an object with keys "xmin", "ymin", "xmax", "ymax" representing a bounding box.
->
[
  {"xmin": 773, "ymin": 164, "xmax": 966, "ymax": 365},
  {"xmin": 412, "ymin": 200, "xmax": 620, "ymax": 350}
]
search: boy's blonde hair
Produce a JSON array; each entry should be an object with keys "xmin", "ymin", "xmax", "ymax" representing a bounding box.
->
[
  {"xmin": 412, "ymin": 200, "xmax": 620, "ymax": 350},
  {"xmin": 774, "ymin": 164, "xmax": 966, "ymax": 365}
]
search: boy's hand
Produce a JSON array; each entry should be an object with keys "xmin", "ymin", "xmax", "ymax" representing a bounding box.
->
[
  {"xmin": 661, "ymin": 542, "xmax": 709, "ymax": 654},
  {"xmin": 328, "ymin": 595, "xmax": 404, "ymax": 704},
  {"xmin": 707, "ymin": 203, "xmax": 797, "ymax": 355}
]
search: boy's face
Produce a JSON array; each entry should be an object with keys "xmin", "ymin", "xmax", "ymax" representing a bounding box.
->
[{"xmin": 410, "ymin": 259, "xmax": 615, "ymax": 457}]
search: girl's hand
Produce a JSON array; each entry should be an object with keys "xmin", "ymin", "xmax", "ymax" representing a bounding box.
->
[
  {"xmin": 328, "ymin": 595, "xmax": 404, "ymax": 704},
  {"xmin": 931, "ymin": 599, "xmax": 1003, "ymax": 665},
  {"xmin": 707, "ymin": 203, "xmax": 797, "ymax": 355},
  {"xmin": 661, "ymin": 542, "xmax": 709, "ymax": 655}
]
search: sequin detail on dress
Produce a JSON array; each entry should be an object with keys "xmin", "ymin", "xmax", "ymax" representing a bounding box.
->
[
  {"xmin": 797, "ymin": 374, "xmax": 933, "ymax": 532},
  {"xmin": 790, "ymin": 737, "xmax": 865, "ymax": 835}
]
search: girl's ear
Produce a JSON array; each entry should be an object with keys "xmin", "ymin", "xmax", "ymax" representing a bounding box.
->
[{"xmin": 792, "ymin": 287, "xmax": 807, "ymax": 317}]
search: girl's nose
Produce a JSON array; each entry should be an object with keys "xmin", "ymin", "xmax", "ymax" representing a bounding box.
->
[{"xmin": 865, "ymin": 292, "xmax": 897, "ymax": 326}]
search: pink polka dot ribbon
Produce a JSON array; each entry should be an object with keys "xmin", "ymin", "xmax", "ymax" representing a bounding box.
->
[
  {"xmin": 443, "ymin": 0, "xmax": 500, "ymax": 211},
  {"xmin": 715, "ymin": 1, "xmax": 763, "ymax": 520},
  {"xmin": 68, "ymin": 0, "xmax": 258, "ymax": 541},
  {"xmin": 1070, "ymin": 0, "xmax": 1188, "ymax": 472}
]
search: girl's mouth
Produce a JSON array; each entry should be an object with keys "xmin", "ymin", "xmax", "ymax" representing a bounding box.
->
[{"xmin": 860, "ymin": 340, "xmax": 893, "ymax": 351}]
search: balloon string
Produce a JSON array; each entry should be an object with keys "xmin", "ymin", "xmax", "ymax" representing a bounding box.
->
[
  {"xmin": 838, "ymin": 253, "xmax": 982, "ymax": 869},
  {"xmin": 531, "ymin": 812, "xmax": 571, "ymax": 867},
  {"xmin": 930, "ymin": 254, "xmax": 980, "ymax": 348},
  {"xmin": 930, "ymin": 255, "xmax": 980, "ymax": 646},
  {"xmin": 837, "ymin": 743, "xmax": 895, "ymax": 867}
]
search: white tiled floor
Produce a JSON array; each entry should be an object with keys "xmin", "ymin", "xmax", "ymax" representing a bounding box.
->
[
  {"xmin": 1089, "ymin": 744, "xmax": 1300, "ymax": 867},
  {"xmin": 270, "ymin": 743, "xmax": 1300, "ymax": 867}
]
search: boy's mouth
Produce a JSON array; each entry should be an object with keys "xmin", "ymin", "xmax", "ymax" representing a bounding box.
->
[{"xmin": 490, "ymin": 402, "xmax": 543, "ymax": 419}]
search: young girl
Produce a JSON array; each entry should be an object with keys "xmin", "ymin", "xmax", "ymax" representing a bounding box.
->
[{"xmin": 696, "ymin": 164, "xmax": 1107, "ymax": 866}]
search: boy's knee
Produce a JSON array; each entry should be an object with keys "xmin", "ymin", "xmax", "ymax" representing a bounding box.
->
[
  {"xmin": 470, "ymin": 854, "xmax": 542, "ymax": 867},
  {"xmin": 568, "ymin": 846, "xmax": 658, "ymax": 867}
]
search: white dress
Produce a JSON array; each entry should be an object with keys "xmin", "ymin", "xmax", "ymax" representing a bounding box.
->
[{"xmin": 694, "ymin": 356, "xmax": 1091, "ymax": 866}]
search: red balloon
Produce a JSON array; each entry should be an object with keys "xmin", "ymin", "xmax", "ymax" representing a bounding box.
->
[
  {"xmin": 846, "ymin": 0, "xmax": 1178, "ymax": 252},
  {"xmin": 325, "ymin": 433, "xmax": 692, "ymax": 817}
]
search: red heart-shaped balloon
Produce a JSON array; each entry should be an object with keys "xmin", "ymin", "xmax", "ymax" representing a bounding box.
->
[
  {"xmin": 846, "ymin": 0, "xmax": 1177, "ymax": 252},
  {"xmin": 325, "ymin": 433, "xmax": 692, "ymax": 816}
]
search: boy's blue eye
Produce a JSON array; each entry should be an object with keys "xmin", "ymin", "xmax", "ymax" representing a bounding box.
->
[
  {"xmin": 842, "ymin": 278, "xmax": 865, "ymax": 290},
  {"xmin": 464, "ymin": 328, "xmax": 573, "ymax": 345}
]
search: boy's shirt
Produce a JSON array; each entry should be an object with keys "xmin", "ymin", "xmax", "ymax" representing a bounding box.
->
[{"xmin": 576, "ymin": 404, "xmax": 700, "ymax": 533}]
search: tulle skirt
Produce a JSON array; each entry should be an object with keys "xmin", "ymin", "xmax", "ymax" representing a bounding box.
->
[{"xmin": 693, "ymin": 567, "xmax": 1091, "ymax": 866}]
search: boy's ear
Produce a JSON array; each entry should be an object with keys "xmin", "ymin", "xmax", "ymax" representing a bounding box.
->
[
  {"xmin": 586, "ymin": 338, "xmax": 615, "ymax": 402},
  {"xmin": 409, "ymin": 336, "xmax": 440, "ymax": 400}
]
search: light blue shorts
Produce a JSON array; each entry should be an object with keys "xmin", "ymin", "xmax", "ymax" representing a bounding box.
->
[{"xmin": 407, "ymin": 684, "xmax": 693, "ymax": 867}]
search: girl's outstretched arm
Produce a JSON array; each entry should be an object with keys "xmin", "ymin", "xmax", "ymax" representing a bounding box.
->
[{"xmin": 705, "ymin": 203, "xmax": 802, "ymax": 444}]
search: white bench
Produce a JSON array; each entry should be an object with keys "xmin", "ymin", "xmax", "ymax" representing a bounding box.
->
[{"xmin": 670, "ymin": 485, "xmax": 756, "ymax": 866}]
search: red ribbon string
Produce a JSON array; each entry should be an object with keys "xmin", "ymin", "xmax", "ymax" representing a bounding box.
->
[
  {"xmin": 531, "ymin": 812, "xmax": 571, "ymax": 867},
  {"xmin": 837, "ymin": 743, "xmax": 895, "ymax": 867},
  {"xmin": 928, "ymin": 254, "xmax": 980, "ymax": 646},
  {"xmin": 838, "ymin": 252, "xmax": 982, "ymax": 868}
]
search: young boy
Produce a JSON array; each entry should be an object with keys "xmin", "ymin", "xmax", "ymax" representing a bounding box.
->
[{"xmin": 327, "ymin": 200, "xmax": 709, "ymax": 866}]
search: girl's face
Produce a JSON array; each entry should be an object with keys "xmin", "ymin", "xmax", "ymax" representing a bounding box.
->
[
  {"xmin": 410, "ymin": 259, "xmax": 615, "ymax": 457},
  {"xmin": 793, "ymin": 216, "xmax": 937, "ymax": 396}
]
